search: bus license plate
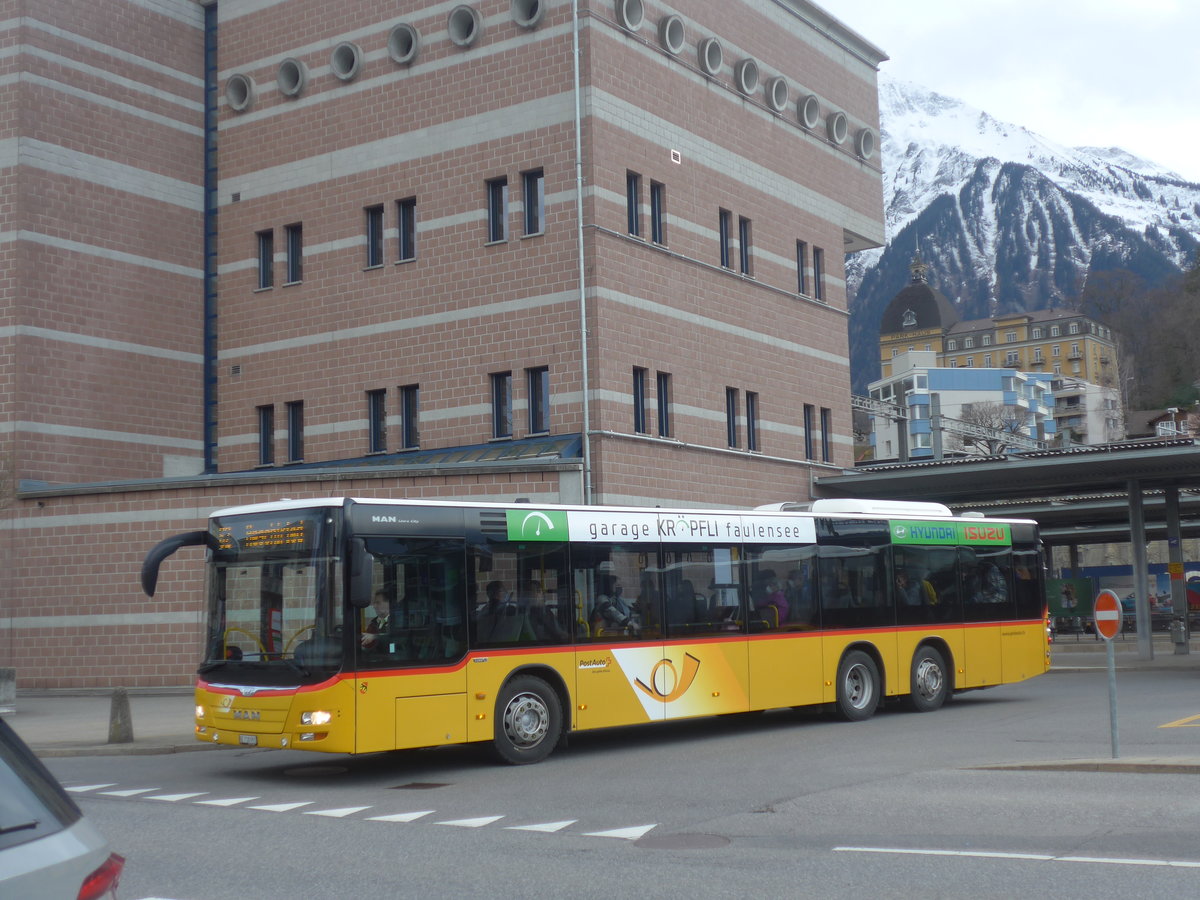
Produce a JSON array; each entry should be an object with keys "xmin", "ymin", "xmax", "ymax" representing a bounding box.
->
[{"xmin": 239, "ymin": 734, "xmax": 257, "ymax": 746}]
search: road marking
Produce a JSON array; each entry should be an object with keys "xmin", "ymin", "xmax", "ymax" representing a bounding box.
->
[
  {"xmin": 248, "ymin": 801, "xmax": 314, "ymax": 812},
  {"xmin": 1159, "ymin": 714, "xmax": 1200, "ymax": 728},
  {"xmin": 834, "ymin": 846, "xmax": 1200, "ymax": 868},
  {"xmin": 583, "ymin": 824, "xmax": 657, "ymax": 840},
  {"xmin": 505, "ymin": 820, "xmax": 577, "ymax": 833},
  {"xmin": 436, "ymin": 815, "xmax": 505, "ymax": 828},
  {"xmin": 100, "ymin": 787, "xmax": 160, "ymax": 797},
  {"xmin": 367, "ymin": 810, "xmax": 434, "ymax": 823},
  {"xmin": 305, "ymin": 806, "xmax": 373, "ymax": 818},
  {"xmin": 81, "ymin": 782, "xmax": 661, "ymax": 842}
]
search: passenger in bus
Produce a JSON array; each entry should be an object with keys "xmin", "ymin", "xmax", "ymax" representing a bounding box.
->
[
  {"xmin": 972, "ymin": 562, "xmax": 1008, "ymax": 604},
  {"xmin": 361, "ymin": 591, "xmax": 391, "ymax": 650},
  {"xmin": 895, "ymin": 570, "xmax": 924, "ymax": 606},
  {"xmin": 756, "ymin": 576, "xmax": 789, "ymax": 626},
  {"xmin": 525, "ymin": 585, "xmax": 570, "ymax": 642},
  {"xmin": 594, "ymin": 574, "xmax": 640, "ymax": 636},
  {"xmin": 786, "ymin": 567, "xmax": 814, "ymax": 624}
]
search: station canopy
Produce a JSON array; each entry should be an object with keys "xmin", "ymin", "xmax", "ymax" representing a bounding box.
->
[{"xmin": 813, "ymin": 439, "xmax": 1200, "ymax": 547}]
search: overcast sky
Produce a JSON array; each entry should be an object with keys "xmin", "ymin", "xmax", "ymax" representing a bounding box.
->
[{"xmin": 818, "ymin": 0, "xmax": 1200, "ymax": 182}]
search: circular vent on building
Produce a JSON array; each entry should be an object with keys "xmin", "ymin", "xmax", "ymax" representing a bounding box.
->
[
  {"xmin": 827, "ymin": 110, "xmax": 848, "ymax": 144},
  {"xmin": 658, "ymin": 15, "xmax": 685, "ymax": 55},
  {"xmin": 734, "ymin": 58, "xmax": 759, "ymax": 96},
  {"xmin": 330, "ymin": 41, "xmax": 363, "ymax": 81},
  {"xmin": 448, "ymin": 6, "xmax": 483, "ymax": 47},
  {"xmin": 512, "ymin": 0, "xmax": 544, "ymax": 29},
  {"xmin": 616, "ymin": 0, "xmax": 644, "ymax": 32},
  {"xmin": 856, "ymin": 127, "xmax": 877, "ymax": 159},
  {"xmin": 765, "ymin": 75, "xmax": 788, "ymax": 112},
  {"xmin": 277, "ymin": 58, "xmax": 307, "ymax": 97},
  {"xmin": 225, "ymin": 73, "xmax": 256, "ymax": 112},
  {"xmin": 698, "ymin": 37, "xmax": 722, "ymax": 76},
  {"xmin": 388, "ymin": 23, "xmax": 421, "ymax": 64},
  {"xmin": 799, "ymin": 94, "xmax": 821, "ymax": 129}
]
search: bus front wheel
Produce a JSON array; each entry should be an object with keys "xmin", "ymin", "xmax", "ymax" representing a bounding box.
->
[
  {"xmin": 835, "ymin": 650, "xmax": 880, "ymax": 722},
  {"xmin": 908, "ymin": 645, "xmax": 949, "ymax": 712},
  {"xmin": 493, "ymin": 676, "xmax": 562, "ymax": 765}
]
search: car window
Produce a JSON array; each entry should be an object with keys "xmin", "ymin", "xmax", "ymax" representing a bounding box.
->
[{"xmin": 0, "ymin": 719, "xmax": 81, "ymax": 851}]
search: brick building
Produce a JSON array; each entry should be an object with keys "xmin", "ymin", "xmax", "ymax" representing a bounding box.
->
[{"xmin": 1, "ymin": 0, "xmax": 885, "ymax": 687}]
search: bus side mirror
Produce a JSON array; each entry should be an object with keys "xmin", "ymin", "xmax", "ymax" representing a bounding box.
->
[
  {"xmin": 348, "ymin": 537, "xmax": 372, "ymax": 608},
  {"xmin": 141, "ymin": 531, "xmax": 213, "ymax": 597}
]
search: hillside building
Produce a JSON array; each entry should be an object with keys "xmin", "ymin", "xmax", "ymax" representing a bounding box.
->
[
  {"xmin": 1, "ymin": 0, "xmax": 887, "ymax": 687},
  {"xmin": 869, "ymin": 256, "xmax": 1124, "ymax": 456}
]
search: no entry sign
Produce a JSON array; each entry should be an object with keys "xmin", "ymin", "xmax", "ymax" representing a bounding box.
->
[{"xmin": 1094, "ymin": 589, "xmax": 1123, "ymax": 640}]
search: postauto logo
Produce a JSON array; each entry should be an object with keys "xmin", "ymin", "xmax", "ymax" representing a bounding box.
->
[{"xmin": 506, "ymin": 509, "xmax": 569, "ymax": 541}]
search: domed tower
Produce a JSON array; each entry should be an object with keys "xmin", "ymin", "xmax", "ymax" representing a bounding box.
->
[{"xmin": 878, "ymin": 253, "xmax": 960, "ymax": 378}]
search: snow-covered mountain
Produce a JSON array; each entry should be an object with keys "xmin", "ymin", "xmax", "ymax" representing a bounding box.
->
[{"xmin": 848, "ymin": 76, "xmax": 1200, "ymax": 393}]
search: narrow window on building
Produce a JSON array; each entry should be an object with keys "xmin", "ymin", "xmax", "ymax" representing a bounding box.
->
[
  {"xmin": 522, "ymin": 168, "xmax": 544, "ymax": 236},
  {"xmin": 719, "ymin": 209, "xmax": 732, "ymax": 268},
  {"xmin": 527, "ymin": 366, "xmax": 550, "ymax": 434},
  {"xmin": 400, "ymin": 383, "xmax": 420, "ymax": 449},
  {"xmin": 256, "ymin": 229, "xmax": 274, "ymax": 289},
  {"xmin": 812, "ymin": 246, "xmax": 825, "ymax": 300},
  {"xmin": 656, "ymin": 371, "xmax": 672, "ymax": 437},
  {"xmin": 796, "ymin": 240, "xmax": 808, "ymax": 295},
  {"xmin": 820, "ymin": 407, "xmax": 832, "ymax": 462},
  {"xmin": 984, "ymin": 354, "xmax": 992, "ymax": 367},
  {"xmin": 803, "ymin": 403, "xmax": 815, "ymax": 460},
  {"xmin": 633, "ymin": 367, "xmax": 648, "ymax": 434},
  {"xmin": 726, "ymin": 387, "xmax": 739, "ymax": 448},
  {"xmin": 746, "ymin": 391, "xmax": 759, "ymax": 451},
  {"xmin": 367, "ymin": 389, "xmax": 387, "ymax": 453},
  {"xmin": 365, "ymin": 205, "xmax": 384, "ymax": 268},
  {"xmin": 284, "ymin": 223, "xmax": 303, "ymax": 283},
  {"xmin": 286, "ymin": 400, "xmax": 304, "ymax": 462},
  {"xmin": 738, "ymin": 216, "xmax": 752, "ymax": 275},
  {"xmin": 650, "ymin": 181, "xmax": 666, "ymax": 244},
  {"xmin": 626, "ymin": 170, "xmax": 641, "ymax": 237},
  {"xmin": 257, "ymin": 404, "xmax": 275, "ymax": 466},
  {"xmin": 486, "ymin": 177, "xmax": 509, "ymax": 243},
  {"xmin": 397, "ymin": 197, "xmax": 416, "ymax": 262},
  {"xmin": 491, "ymin": 372, "xmax": 512, "ymax": 438}
]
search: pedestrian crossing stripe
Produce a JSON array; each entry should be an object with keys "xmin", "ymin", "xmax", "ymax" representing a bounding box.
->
[{"xmin": 81, "ymin": 783, "xmax": 659, "ymax": 839}]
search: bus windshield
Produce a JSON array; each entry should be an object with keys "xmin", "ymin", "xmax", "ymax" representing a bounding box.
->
[{"xmin": 201, "ymin": 508, "xmax": 343, "ymax": 686}]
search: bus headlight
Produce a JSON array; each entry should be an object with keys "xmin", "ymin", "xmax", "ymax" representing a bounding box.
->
[
  {"xmin": 195, "ymin": 705, "xmax": 205, "ymax": 720},
  {"xmin": 301, "ymin": 710, "xmax": 332, "ymax": 726}
]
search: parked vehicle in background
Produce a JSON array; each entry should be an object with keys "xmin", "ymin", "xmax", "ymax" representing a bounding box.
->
[{"xmin": 0, "ymin": 716, "xmax": 123, "ymax": 899}]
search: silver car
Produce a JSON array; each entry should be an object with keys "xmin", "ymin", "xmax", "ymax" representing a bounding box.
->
[{"xmin": 0, "ymin": 716, "xmax": 123, "ymax": 899}]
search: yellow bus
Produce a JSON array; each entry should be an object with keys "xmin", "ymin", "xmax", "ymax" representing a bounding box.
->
[{"xmin": 141, "ymin": 497, "xmax": 1049, "ymax": 764}]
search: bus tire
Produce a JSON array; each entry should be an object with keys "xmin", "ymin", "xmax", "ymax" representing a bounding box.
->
[
  {"xmin": 492, "ymin": 675, "xmax": 562, "ymax": 765},
  {"xmin": 908, "ymin": 645, "xmax": 949, "ymax": 712},
  {"xmin": 835, "ymin": 650, "xmax": 880, "ymax": 721}
]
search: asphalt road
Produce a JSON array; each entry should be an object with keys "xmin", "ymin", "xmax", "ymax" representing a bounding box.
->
[{"xmin": 44, "ymin": 663, "xmax": 1200, "ymax": 900}]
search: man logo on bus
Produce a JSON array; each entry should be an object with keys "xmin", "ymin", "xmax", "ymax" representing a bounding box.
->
[{"xmin": 634, "ymin": 653, "xmax": 701, "ymax": 703}]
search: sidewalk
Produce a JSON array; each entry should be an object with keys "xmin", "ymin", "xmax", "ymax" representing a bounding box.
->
[{"xmin": 4, "ymin": 687, "xmax": 211, "ymax": 758}]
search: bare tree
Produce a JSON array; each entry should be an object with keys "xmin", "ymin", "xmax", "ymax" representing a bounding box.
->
[{"xmin": 949, "ymin": 401, "xmax": 1028, "ymax": 456}]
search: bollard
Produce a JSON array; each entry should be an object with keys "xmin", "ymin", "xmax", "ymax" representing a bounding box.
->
[
  {"xmin": 0, "ymin": 667, "xmax": 15, "ymax": 714},
  {"xmin": 108, "ymin": 687, "xmax": 134, "ymax": 744}
]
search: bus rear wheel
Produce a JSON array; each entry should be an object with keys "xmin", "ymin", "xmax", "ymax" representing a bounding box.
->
[
  {"xmin": 908, "ymin": 645, "xmax": 949, "ymax": 712},
  {"xmin": 493, "ymin": 675, "xmax": 562, "ymax": 765},
  {"xmin": 835, "ymin": 650, "xmax": 880, "ymax": 721}
]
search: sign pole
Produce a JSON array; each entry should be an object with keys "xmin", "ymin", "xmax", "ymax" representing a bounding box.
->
[
  {"xmin": 1105, "ymin": 637, "xmax": 1119, "ymax": 759},
  {"xmin": 1094, "ymin": 589, "xmax": 1123, "ymax": 759}
]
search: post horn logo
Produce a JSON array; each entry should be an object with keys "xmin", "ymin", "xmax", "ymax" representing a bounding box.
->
[{"xmin": 634, "ymin": 653, "xmax": 701, "ymax": 703}]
